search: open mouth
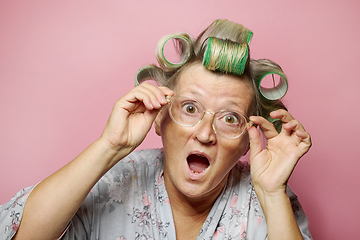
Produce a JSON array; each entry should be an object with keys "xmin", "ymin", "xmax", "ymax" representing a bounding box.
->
[{"xmin": 187, "ymin": 154, "xmax": 210, "ymax": 174}]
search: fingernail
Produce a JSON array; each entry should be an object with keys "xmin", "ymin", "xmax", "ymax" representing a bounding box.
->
[
  {"xmin": 247, "ymin": 121, "xmax": 254, "ymax": 130},
  {"xmin": 155, "ymin": 101, "xmax": 161, "ymax": 108},
  {"xmin": 159, "ymin": 98, "xmax": 166, "ymax": 105}
]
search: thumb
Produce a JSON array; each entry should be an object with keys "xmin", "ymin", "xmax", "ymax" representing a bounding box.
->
[
  {"xmin": 247, "ymin": 125, "xmax": 263, "ymax": 161},
  {"xmin": 142, "ymin": 108, "xmax": 161, "ymax": 127}
]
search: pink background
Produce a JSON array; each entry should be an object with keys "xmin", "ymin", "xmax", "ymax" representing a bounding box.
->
[{"xmin": 1, "ymin": 1, "xmax": 359, "ymax": 239}]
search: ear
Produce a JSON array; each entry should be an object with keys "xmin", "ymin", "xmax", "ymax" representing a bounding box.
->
[{"xmin": 154, "ymin": 110, "xmax": 163, "ymax": 136}]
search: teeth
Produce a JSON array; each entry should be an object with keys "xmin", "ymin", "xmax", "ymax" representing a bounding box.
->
[{"xmin": 191, "ymin": 170, "xmax": 206, "ymax": 174}]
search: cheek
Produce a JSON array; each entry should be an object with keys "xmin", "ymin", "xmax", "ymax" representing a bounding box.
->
[
  {"xmin": 160, "ymin": 110, "xmax": 174, "ymax": 138},
  {"xmin": 160, "ymin": 111, "xmax": 186, "ymax": 148},
  {"xmin": 220, "ymin": 135, "xmax": 250, "ymax": 163}
]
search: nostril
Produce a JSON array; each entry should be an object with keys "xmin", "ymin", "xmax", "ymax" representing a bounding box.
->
[{"xmin": 194, "ymin": 121, "xmax": 217, "ymax": 144}]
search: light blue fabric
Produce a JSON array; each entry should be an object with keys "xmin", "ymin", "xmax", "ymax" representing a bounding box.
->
[{"xmin": 0, "ymin": 148, "xmax": 312, "ymax": 239}]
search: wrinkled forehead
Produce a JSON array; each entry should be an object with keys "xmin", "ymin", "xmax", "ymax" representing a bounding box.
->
[
  {"xmin": 173, "ymin": 63, "xmax": 255, "ymax": 115},
  {"xmin": 174, "ymin": 62, "xmax": 252, "ymax": 86}
]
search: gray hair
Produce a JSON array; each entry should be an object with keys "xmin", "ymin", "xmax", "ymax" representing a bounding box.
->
[{"xmin": 137, "ymin": 19, "xmax": 288, "ymax": 132}]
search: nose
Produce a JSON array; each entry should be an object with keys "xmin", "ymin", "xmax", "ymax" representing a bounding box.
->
[{"xmin": 193, "ymin": 111, "xmax": 217, "ymax": 144}]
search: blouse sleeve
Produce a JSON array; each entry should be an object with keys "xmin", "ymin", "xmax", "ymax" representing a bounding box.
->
[
  {"xmin": 0, "ymin": 186, "xmax": 34, "ymax": 240},
  {"xmin": 0, "ymin": 185, "xmax": 94, "ymax": 240},
  {"xmin": 287, "ymin": 186, "xmax": 313, "ymax": 240}
]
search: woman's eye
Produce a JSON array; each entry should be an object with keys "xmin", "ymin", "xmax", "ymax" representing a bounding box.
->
[
  {"xmin": 183, "ymin": 104, "xmax": 197, "ymax": 114},
  {"xmin": 222, "ymin": 114, "xmax": 239, "ymax": 124}
]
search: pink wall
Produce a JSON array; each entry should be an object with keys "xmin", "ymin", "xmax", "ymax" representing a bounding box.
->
[{"xmin": 1, "ymin": 1, "xmax": 359, "ymax": 239}]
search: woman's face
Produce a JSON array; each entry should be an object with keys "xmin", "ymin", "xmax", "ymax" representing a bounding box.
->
[{"xmin": 157, "ymin": 63, "xmax": 254, "ymax": 200}]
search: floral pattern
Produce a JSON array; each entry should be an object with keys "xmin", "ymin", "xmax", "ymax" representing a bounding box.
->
[
  {"xmin": 0, "ymin": 149, "xmax": 312, "ymax": 240},
  {"xmin": 1, "ymin": 187, "xmax": 33, "ymax": 240}
]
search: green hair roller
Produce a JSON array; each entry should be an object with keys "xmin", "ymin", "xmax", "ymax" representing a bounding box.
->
[
  {"xmin": 203, "ymin": 37, "xmax": 249, "ymax": 76},
  {"xmin": 258, "ymin": 71, "xmax": 288, "ymax": 100},
  {"xmin": 134, "ymin": 65, "xmax": 167, "ymax": 86}
]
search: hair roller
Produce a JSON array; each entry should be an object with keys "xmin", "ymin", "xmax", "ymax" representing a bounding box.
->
[
  {"xmin": 195, "ymin": 19, "xmax": 253, "ymax": 55},
  {"xmin": 249, "ymin": 59, "xmax": 288, "ymax": 100},
  {"xmin": 203, "ymin": 37, "xmax": 249, "ymax": 75},
  {"xmin": 134, "ymin": 65, "xmax": 168, "ymax": 86},
  {"xmin": 155, "ymin": 33, "xmax": 193, "ymax": 71},
  {"xmin": 258, "ymin": 72, "xmax": 288, "ymax": 100}
]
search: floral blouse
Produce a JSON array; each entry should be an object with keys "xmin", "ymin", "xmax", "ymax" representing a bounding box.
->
[{"xmin": 0, "ymin": 148, "xmax": 312, "ymax": 240}]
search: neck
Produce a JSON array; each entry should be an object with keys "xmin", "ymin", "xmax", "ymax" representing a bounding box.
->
[
  {"xmin": 169, "ymin": 191, "xmax": 214, "ymax": 219},
  {"xmin": 164, "ymin": 175, "xmax": 228, "ymax": 240}
]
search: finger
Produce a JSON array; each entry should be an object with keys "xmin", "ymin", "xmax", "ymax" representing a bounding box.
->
[
  {"xmin": 295, "ymin": 130, "xmax": 312, "ymax": 155},
  {"xmin": 282, "ymin": 118, "xmax": 312, "ymax": 155},
  {"xmin": 249, "ymin": 116, "xmax": 278, "ymax": 139},
  {"xmin": 295, "ymin": 129, "xmax": 309, "ymax": 139},
  {"xmin": 270, "ymin": 110, "xmax": 308, "ymax": 136},
  {"xmin": 270, "ymin": 109, "xmax": 295, "ymax": 124},
  {"xmin": 137, "ymin": 84, "xmax": 163, "ymax": 109},
  {"xmin": 270, "ymin": 109, "xmax": 302, "ymax": 127},
  {"xmin": 120, "ymin": 90, "xmax": 152, "ymax": 112},
  {"xmin": 158, "ymin": 86, "xmax": 175, "ymax": 99},
  {"xmin": 282, "ymin": 119, "xmax": 306, "ymax": 133},
  {"xmin": 247, "ymin": 124, "xmax": 263, "ymax": 160},
  {"xmin": 137, "ymin": 83, "xmax": 174, "ymax": 109},
  {"xmin": 124, "ymin": 85, "xmax": 164, "ymax": 111}
]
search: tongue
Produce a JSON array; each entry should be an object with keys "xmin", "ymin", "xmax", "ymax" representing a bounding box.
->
[{"xmin": 187, "ymin": 155, "xmax": 209, "ymax": 173}]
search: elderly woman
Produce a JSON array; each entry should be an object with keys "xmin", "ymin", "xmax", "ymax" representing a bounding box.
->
[{"xmin": 0, "ymin": 19, "xmax": 312, "ymax": 239}]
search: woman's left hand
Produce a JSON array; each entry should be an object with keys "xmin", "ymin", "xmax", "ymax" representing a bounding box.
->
[{"xmin": 247, "ymin": 109, "xmax": 311, "ymax": 196}]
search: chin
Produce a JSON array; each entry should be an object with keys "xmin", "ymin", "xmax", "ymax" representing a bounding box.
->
[{"xmin": 177, "ymin": 178, "xmax": 225, "ymax": 201}]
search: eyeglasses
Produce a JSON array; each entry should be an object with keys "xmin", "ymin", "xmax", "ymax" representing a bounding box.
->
[{"xmin": 167, "ymin": 96, "xmax": 251, "ymax": 139}]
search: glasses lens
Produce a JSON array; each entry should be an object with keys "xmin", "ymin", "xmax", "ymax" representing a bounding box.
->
[
  {"xmin": 214, "ymin": 111, "xmax": 247, "ymax": 139},
  {"xmin": 169, "ymin": 96, "xmax": 248, "ymax": 139},
  {"xmin": 170, "ymin": 97, "xmax": 203, "ymax": 126}
]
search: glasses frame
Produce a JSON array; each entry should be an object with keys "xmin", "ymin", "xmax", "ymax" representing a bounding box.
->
[{"xmin": 167, "ymin": 95, "xmax": 251, "ymax": 139}]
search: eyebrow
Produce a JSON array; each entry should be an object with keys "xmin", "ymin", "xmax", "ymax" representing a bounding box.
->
[
  {"xmin": 179, "ymin": 92, "xmax": 249, "ymax": 116},
  {"xmin": 221, "ymin": 100, "xmax": 249, "ymax": 116}
]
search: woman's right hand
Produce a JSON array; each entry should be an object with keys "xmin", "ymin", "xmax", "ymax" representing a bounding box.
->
[
  {"xmin": 12, "ymin": 82, "xmax": 174, "ymax": 240},
  {"xmin": 100, "ymin": 82, "xmax": 174, "ymax": 160}
]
